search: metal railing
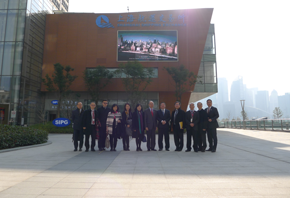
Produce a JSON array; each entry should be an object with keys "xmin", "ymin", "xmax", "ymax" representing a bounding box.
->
[{"xmin": 218, "ymin": 120, "xmax": 290, "ymax": 131}]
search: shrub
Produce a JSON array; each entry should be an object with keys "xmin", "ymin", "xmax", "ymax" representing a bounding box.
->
[
  {"xmin": 0, "ymin": 125, "xmax": 48, "ymax": 150},
  {"xmin": 30, "ymin": 122, "xmax": 73, "ymax": 134}
]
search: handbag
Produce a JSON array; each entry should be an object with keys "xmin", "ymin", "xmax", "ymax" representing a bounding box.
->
[
  {"xmin": 142, "ymin": 135, "xmax": 147, "ymax": 142},
  {"xmin": 126, "ymin": 119, "xmax": 133, "ymax": 136},
  {"xmin": 105, "ymin": 136, "xmax": 110, "ymax": 148}
]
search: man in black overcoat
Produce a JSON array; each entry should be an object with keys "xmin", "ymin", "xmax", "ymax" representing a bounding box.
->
[
  {"xmin": 205, "ymin": 99, "xmax": 219, "ymax": 152},
  {"xmin": 197, "ymin": 102, "xmax": 207, "ymax": 152},
  {"xmin": 97, "ymin": 100, "xmax": 111, "ymax": 151},
  {"xmin": 71, "ymin": 102, "xmax": 84, "ymax": 151},
  {"xmin": 171, "ymin": 101, "xmax": 186, "ymax": 151}
]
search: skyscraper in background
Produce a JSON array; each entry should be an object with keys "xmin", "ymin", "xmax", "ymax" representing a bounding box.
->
[
  {"xmin": 217, "ymin": 77, "xmax": 228, "ymax": 119},
  {"xmin": 230, "ymin": 76, "xmax": 244, "ymax": 118},
  {"xmin": 269, "ymin": 90, "xmax": 279, "ymax": 115},
  {"xmin": 255, "ymin": 90, "xmax": 270, "ymax": 114},
  {"xmin": 278, "ymin": 93, "xmax": 290, "ymax": 118},
  {"xmin": 0, "ymin": 0, "xmax": 68, "ymax": 125}
]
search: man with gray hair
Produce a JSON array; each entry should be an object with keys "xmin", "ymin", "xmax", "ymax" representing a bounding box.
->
[
  {"xmin": 185, "ymin": 102, "xmax": 199, "ymax": 152},
  {"xmin": 144, "ymin": 100, "xmax": 158, "ymax": 151}
]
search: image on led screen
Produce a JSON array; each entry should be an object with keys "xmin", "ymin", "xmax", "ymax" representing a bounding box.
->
[{"xmin": 117, "ymin": 31, "xmax": 178, "ymax": 61}]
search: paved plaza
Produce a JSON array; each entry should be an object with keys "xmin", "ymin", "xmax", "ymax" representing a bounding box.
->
[{"xmin": 0, "ymin": 129, "xmax": 290, "ymax": 198}]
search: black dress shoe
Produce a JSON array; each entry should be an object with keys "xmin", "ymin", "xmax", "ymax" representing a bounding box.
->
[
  {"xmin": 91, "ymin": 149, "xmax": 95, "ymax": 152},
  {"xmin": 147, "ymin": 149, "xmax": 151, "ymax": 151},
  {"xmin": 194, "ymin": 150, "xmax": 198, "ymax": 152},
  {"xmin": 127, "ymin": 149, "xmax": 130, "ymax": 151},
  {"xmin": 206, "ymin": 148, "xmax": 212, "ymax": 151},
  {"xmin": 85, "ymin": 149, "xmax": 89, "ymax": 152},
  {"xmin": 74, "ymin": 149, "xmax": 77, "ymax": 152},
  {"xmin": 177, "ymin": 149, "xmax": 182, "ymax": 152},
  {"xmin": 110, "ymin": 149, "xmax": 113, "ymax": 151},
  {"xmin": 185, "ymin": 149, "xmax": 191, "ymax": 152},
  {"xmin": 211, "ymin": 150, "xmax": 216, "ymax": 153},
  {"xmin": 152, "ymin": 149, "xmax": 157, "ymax": 151},
  {"xmin": 159, "ymin": 148, "xmax": 163, "ymax": 151},
  {"xmin": 139, "ymin": 148, "xmax": 142, "ymax": 151},
  {"xmin": 175, "ymin": 148, "xmax": 179, "ymax": 151},
  {"xmin": 79, "ymin": 148, "xmax": 82, "ymax": 151},
  {"xmin": 136, "ymin": 148, "xmax": 139, "ymax": 151},
  {"xmin": 166, "ymin": 149, "xmax": 170, "ymax": 151},
  {"xmin": 114, "ymin": 149, "xmax": 117, "ymax": 151}
]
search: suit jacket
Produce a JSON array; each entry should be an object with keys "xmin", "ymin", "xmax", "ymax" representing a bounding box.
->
[
  {"xmin": 97, "ymin": 106, "xmax": 111, "ymax": 129},
  {"xmin": 157, "ymin": 109, "xmax": 171, "ymax": 129},
  {"xmin": 204, "ymin": 106, "xmax": 219, "ymax": 129},
  {"xmin": 185, "ymin": 110, "xmax": 199, "ymax": 131},
  {"xmin": 82, "ymin": 109, "xmax": 98, "ymax": 135},
  {"xmin": 171, "ymin": 108, "xmax": 186, "ymax": 130},
  {"xmin": 144, "ymin": 108, "xmax": 157, "ymax": 130},
  {"xmin": 71, "ymin": 108, "xmax": 84, "ymax": 130},
  {"xmin": 197, "ymin": 109, "xmax": 208, "ymax": 130}
]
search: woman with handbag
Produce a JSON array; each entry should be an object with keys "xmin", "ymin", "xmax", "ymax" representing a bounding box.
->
[
  {"xmin": 121, "ymin": 103, "xmax": 132, "ymax": 151},
  {"xmin": 132, "ymin": 104, "xmax": 145, "ymax": 151},
  {"xmin": 106, "ymin": 104, "xmax": 122, "ymax": 151}
]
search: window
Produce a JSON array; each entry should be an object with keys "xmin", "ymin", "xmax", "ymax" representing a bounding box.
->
[
  {"xmin": 5, "ymin": 10, "xmax": 18, "ymax": 41},
  {"xmin": 2, "ymin": 42, "xmax": 15, "ymax": 75}
]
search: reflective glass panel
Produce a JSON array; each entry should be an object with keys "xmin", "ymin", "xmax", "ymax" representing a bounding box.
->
[
  {"xmin": 0, "ymin": 42, "xmax": 3, "ymax": 74},
  {"xmin": 13, "ymin": 42, "xmax": 23, "ymax": 75},
  {"xmin": 8, "ymin": 0, "xmax": 19, "ymax": 9},
  {"xmin": 0, "ymin": 10, "xmax": 7, "ymax": 41},
  {"xmin": 5, "ymin": 10, "xmax": 18, "ymax": 41},
  {"xmin": 2, "ymin": 42, "xmax": 15, "ymax": 75},
  {"xmin": 16, "ymin": 10, "xmax": 25, "ymax": 41},
  {"xmin": 0, "ymin": 0, "xmax": 9, "ymax": 9}
]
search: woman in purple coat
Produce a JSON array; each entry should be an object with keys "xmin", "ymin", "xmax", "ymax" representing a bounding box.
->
[{"xmin": 132, "ymin": 104, "xmax": 145, "ymax": 151}]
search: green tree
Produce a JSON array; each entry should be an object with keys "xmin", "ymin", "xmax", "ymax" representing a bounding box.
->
[
  {"xmin": 116, "ymin": 61, "xmax": 154, "ymax": 107},
  {"xmin": 164, "ymin": 65, "xmax": 199, "ymax": 101},
  {"xmin": 42, "ymin": 63, "xmax": 77, "ymax": 118},
  {"xmin": 83, "ymin": 66, "xmax": 113, "ymax": 105},
  {"xmin": 273, "ymin": 107, "xmax": 283, "ymax": 119}
]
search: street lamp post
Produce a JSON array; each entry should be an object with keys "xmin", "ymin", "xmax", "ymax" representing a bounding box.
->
[{"xmin": 240, "ymin": 100, "xmax": 245, "ymax": 129}]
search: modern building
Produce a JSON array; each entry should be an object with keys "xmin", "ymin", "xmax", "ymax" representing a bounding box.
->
[
  {"xmin": 269, "ymin": 89, "xmax": 278, "ymax": 114},
  {"xmin": 255, "ymin": 90, "xmax": 270, "ymax": 115},
  {"xmin": 0, "ymin": 0, "xmax": 68, "ymax": 125},
  {"xmin": 0, "ymin": 7, "xmax": 217, "ymax": 125},
  {"xmin": 278, "ymin": 93, "xmax": 290, "ymax": 118}
]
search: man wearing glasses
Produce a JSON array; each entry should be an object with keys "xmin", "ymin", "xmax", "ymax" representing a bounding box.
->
[
  {"xmin": 82, "ymin": 102, "xmax": 98, "ymax": 152},
  {"xmin": 97, "ymin": 100, "xmax": 111, "ymax": 151}
]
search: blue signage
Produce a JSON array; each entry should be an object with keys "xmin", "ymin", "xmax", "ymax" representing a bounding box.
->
[
  {"xmin": 53, "ymin": 118, "xmax": 71, "ymax": 127},
  {"xmin": 96, "ymin": 15, "xmax": 114, "ymax": 28},
  {"xmin": 51, "ymin": 100, "xmax": 58, "ymax": 105}
]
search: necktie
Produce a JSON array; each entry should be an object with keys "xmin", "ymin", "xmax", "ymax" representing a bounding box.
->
[
  {"xmin": 163, "ymin": 110, "xmax": 165, "ymax": 116},
  {"xmin": 207, "ymin": 107, "xmax": 210, "ymax": 113},
  {"xmin": 151, "ymin": 109, "xmax": 153, "ymax": 116},
  {"xmin": 92, "ymin": 110, "xmax": 95, "ymax": 125},
  {"xmin": 174, "ymin": 110, "xmax": 178, "ymax": 122},
  {"xmin": 191, "ymin": 111, "xmax": 194, "ymax": 117}
]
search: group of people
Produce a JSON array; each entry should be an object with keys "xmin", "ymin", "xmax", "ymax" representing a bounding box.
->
[{"xmin": 71, "ymin": 99, "xmax": 219, "ymax": 153}]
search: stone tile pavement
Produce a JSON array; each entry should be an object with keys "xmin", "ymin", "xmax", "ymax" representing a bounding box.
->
[{"xmin": 0, "ymin": 129, "xmax": 290, "ymax": 197}]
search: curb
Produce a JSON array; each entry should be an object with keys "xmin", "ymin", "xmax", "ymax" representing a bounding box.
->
[{"xmin": 0, "ymin": 141, "xmax": 52, "ymax": 153}]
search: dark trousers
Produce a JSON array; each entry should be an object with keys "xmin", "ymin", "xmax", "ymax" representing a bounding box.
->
[
  {"xmin": 122, "ymin": 135, "xmax": 129, "ymax": 150},
  {"xmin": 73, "ymin": 129, "xmax": 83, "ymax": 149},
  {"xmin": 198, "ymin": 128, "xmax": 207, "ymax": 151},
  {"xmin": 207, "ymin": 127, "xmax": 217, "ymax": 150},
  {"xmin": 146, "ymin": 129, "xmax": 156, "ymax": 150},
  {"xmin": 158, "ymin": 126, "xmax": 170, "ymax": 150},
  {"xmin": 186, "ymin": 127, "xmax": 199, "ymax": 151},
  {"xmin": 85, "ymin": 125, "xmax": 96, "ymax": 150},
  {"xmin": 173, "ymin": 127, "xmax": 184, "ymax": 150},
  {"xmin": 109, "ymin": 133, "xmax": 118, "ymax": 149},
  {"xmin": 136, "ymin": 137, "xmax": 141, "ymax": 149},
  {"xmin": 98, "ymin": 127, "xmax": 106, "ymax": 149}
]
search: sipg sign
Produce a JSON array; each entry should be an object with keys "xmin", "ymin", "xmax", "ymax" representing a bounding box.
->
[
  {"xmin": 53, "ymin": 118, "xmax": 71, "ymax": 127},
  {"xmin": 51, "ymin": 100, "xmax": 58, "ymax": 105}
]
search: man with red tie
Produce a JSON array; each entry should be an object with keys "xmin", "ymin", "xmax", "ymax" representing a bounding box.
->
[
  {"xmin": 185, "ymin": 102, "xmax": 199, "ymax": 152},
  {"xmin": 82, "ymin": 102, "xmax": 98, "ymax": 152},
  {"xmin": 144, "ymin": 101, "xmax": 158, "ymax": 151}
]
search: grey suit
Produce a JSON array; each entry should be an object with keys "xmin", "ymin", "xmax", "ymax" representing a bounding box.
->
[{"xmin": 144, "ymin": 108, "xmax": 157, "ymax": 150}]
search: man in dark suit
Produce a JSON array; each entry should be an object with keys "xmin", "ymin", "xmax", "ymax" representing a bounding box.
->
[
  {"xmin": 82, "ymin": 102, "xmax": 98, "ymax": 152},
  {"xmin": 197, "ymin": 102, "xmax": 207, "ymax": 152},
  {"xmin": 97, "ymin": 100, "xmax": 110, "ymax": 151},
  {"xmin": 185, "ymin": 103, "xmax": 199, "ymax": 152},
  {"xmin": 144, "ymin": 101, "xmax": 158, "ymax": 151},
  {"xmin": 71, "ymin": 102, "xmax": 84, "ymax": 151},
  {"xmin": 157, "ymin": 102, "xmax": 171, "ymax": 151},
  {"xmin": 171, "ymin": 101, "xmax": 186, "ymax": 151},
  {"xmin": 204, "ymin": 99, "xmax": 219, "ymax": 152}
]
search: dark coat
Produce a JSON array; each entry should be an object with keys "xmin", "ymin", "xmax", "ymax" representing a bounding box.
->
[
  {"xmin": 157, "ymin": 109, "xmax": 171, "ymax": 129},
  {"xmin": 185, "ymin": 110, "xmax": 199, "ymax": 131},
  {"xmin": 97, "ymin": 106, "xmax": 111, "ymax": 129},
  {"xmin": 204, "ymin": 106, "xmax": 219, "ymax": 129},
  {"xmin": 143, "ymin": 108, "xmax": 157, "ymax": 130},
  {"xmin": 121, "ymin": 111, "xmax": 133, "ymax": 138},
  {"xmin": 171, "ymin": 109, "xmax": 186, "ymax": 130},
  {"xmin": 82, "ymin": 109, "xmax": 98, "ymax": 135},
  {"xmin": 198, "ymin": 109, "xmax": 208, "ymax": 130},
  {"xmin": 132, "ymin": 111, "xmax": 145, "ymax": 139},
  {"xmin": 71, "ymin": 108, "xmax": 84, "ymax": 130}
]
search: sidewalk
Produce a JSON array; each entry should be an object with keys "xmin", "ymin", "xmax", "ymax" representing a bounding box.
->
[{"xmin": 0, "ymin": 129, "xmax": 290, "ymax": 198}]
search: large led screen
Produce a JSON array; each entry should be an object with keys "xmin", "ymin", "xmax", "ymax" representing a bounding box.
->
[{"xmin": 117, "ymin": 31, "xmax": 178, "ymax": 61}]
